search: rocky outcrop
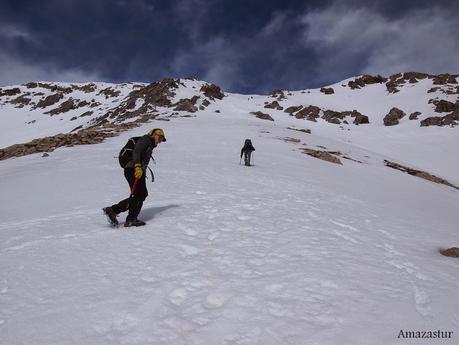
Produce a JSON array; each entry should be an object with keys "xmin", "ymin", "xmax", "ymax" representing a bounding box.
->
[
  {"xmin": 284, "ymin": 105, "xmax": 303, "ymax": 115},
  {"xmin": 287, "ymin": 127, "xmax": 311, "ymax": 134},
  {"xmin": 0, "ymin": 88, "xmax": 21, "ymax": 96},
  {"xmin": 340, "ymin": 110, "xmax": 369, "ymax": 125},
  {"xmin": 320, "ymin": 87, "xmax": 334, "ymax": 95},
  {"xmin": 386, "ymin": 73, "xmax": 458, "ymax": 93},
  {"xmin": 31, "ymin": 83, "xmax": 73, "ymax": 94},
  {"xmin": 383, "ymin": 107, "xmax": 406, "ymax": 126},
  {"xmin": 72, "ymin": 83, "xmax": 97, "ymax": 93},
  {"xmin": 105, "ymin": 78, "xmax": 180, "ymax": 122},
  {"xmin": 348, "ymin": 75, "xmax": 387, "ymax": 89},
  {"xmin": 130, "ymin": 78, "xmax": 179, "ymax": 107},
  {"xmin": 269, "ymin": 89, "xmax": 287, "ymax": 101},
  {"xmin": 284, "ymin": 105, "xmax": 368, "ymax": 124},
  {"xmin": 384, "ymin": 160, "xmax": 459, "ymax": 189},
  {"xmin": 302, "ymin": 148, "xmax": 342, "ymax": 165},
  {"xmin": 98, "ymin": 87, "xmax": 121, "ymax": 98},
  {"xmin": 34, "ymin": 93, "xmax": 64, "ymax": 109},
  {"xmin": 200, "ymin": 83, "xmax": 224, "ymax": 100},
  {"xmin": 10, "ymin": 95, "xmax": 32, "ymax": 107},
  {"xmin": 420, "ymin": 111, "xmax": 459, "ymax": 127},
  {"xmin": 322, "ymin": 110, "xmax": 344, "ymax": 124},
  {"xmin": 386, "ymin": 72, "xmax": 429, "ymax": 93},
  {"xmin": 431, "ymin": 99, "xmax": 457, "ymax": 113},
  {"xmin": 409, "ymin": 112, "xmax": 421, "ymax": 120},
  {"xmin": 432, "ymin": 74, "xmax": 458, "ymax": 85},
  {"xmin": 173, "ymin": 96, "xmax": 199, "ymax": 113},
  {"xmin": 0, "ymin": 130, "xmax": 119, "ymax": 160},
  {"xmin": 295, "ymin": 106, "xmax": 321, "ymax": 121},
  {"xmin": 45, "ymin": 98, "xmax": 90, "ymax": 115},
  {"xmin": 322, "ymin": 109, "xmax": 369, "ymax": 125},
  {"xmin": 440, "ymin": 247, "xmax": 459, "ymax": 257},
  {"xmin": 264, "ymin": 100, "xmax": 283, "ymax": 110},
  {"xmin": 402, "ymin": 72, "xmax": 429, "ymax": 83},
  {"xmin": 250, "ymin": 111, "xmax": 274, "ymax": 121}
]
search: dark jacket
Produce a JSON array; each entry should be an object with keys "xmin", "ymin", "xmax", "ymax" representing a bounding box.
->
[
  {"xmin": 126, "ymin": 135, "xmax": 156, "ymax": 169},
  {"xmin": 241, "ymin": 142, "xmax": 255, "ymax": 157}
]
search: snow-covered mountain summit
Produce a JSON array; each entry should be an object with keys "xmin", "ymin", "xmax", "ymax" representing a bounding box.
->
[{"xmin": 0, "ymin": 72, "xmax": 458, "ymax": 152}]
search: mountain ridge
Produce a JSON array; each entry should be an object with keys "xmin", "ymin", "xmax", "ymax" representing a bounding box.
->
[{"xmin": 1, "ymin": 72, "xmax": 458, "ymax": 186}]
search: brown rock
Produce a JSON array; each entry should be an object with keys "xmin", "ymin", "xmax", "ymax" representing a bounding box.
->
[
  {"xmin": 72, "ymin": 83, "xmax": 97, "ymax": 93},
  {"xmin": 250, "ymin": 111, "xmax": 274, "ymax": 121},
  {"xmin": 320, "ymin": 87, "xmax": 334, "ymax": 95},
  {"xmin": 302, "ymin": 148, "xmax": 342, "ymax": 165},
  {"xmin": 403, "ymin": 72, "xmax": 429, "ymax": 83},
  {"xmin": 10, "ymin": 95, "xmax": 32, "ymax": 106},
  {"xmin": 352, "ymin": 112, "xmax": 369, "ymax": 125},
  {"xmin": 0, "ymin": 88, "xmax": 21, "ymax": 96},
  {"xmin": 340, "ymin": 110, "xmax": 369, "ymax": 125},
  {"xmin": 295, "ymin": 106, "xmax": 321, "ymax": 121},
  {"xmin": 384, "ymin": 160, "xmax": 459, "ymax": 189},
  {"xmin": 420, "ymin": 116, "xmax": 443, "ymax": 127},
  {"xmin": 432, "ymin": 74, "xmax": 458, "ymax": 85},
  {"xmin": 432, "ymin": 99, "xmax": 456, "ymax": 113},
  {"xmin": 427, "ymin": 87, "xmax": 440, "ymax": 93},
  {"xmin": 287, "ymin": 127, "xmax": 311, "ymax": 134},
  {"xmin": 383, "ymin": 107, "xmax": 406, "ymax": 126},
  {"xmin": 348, "ymin": 75, "xmax": 387, "ymax": 89},
  {"xmin": 45, "ymin": 98, "xmax": 89, "ymax": 115},
  {"xmin": 264, "ymin": 100, "xmax": 283, "ymax": 110},
  {"xmin": 409, "ymin": 112, "xmax": 421, "ymax": 120},
  {"xmin": 98, "ymin": 87, "xmax": 121, "ymax": 98},
  {"xmin": 323, "ymin": 110, "xmax": 345, "ymax": 124},
  {"xmin": 269, "ymin": 89, "xmax": 287, "ymax": 100},
  {"xmin": 200, "ymin": 83, "xmax": 224, "ymax": 100},
  {"xmin": 80, "ymin": 111, "xmax": 93, "ymax": 117},
  {"xmin": 440, "ymin": 247, "xmax": 459, "ymax": 257},
  {"xmin": 173, "ymin": 96, "xmax": 199, "ymax": 112},
  {"xmin": 34, "ymin": 93, "xmax": 64, "ymax": 109},
  {"xmin": 421, "ymin": 110, "xmax": 459, "ymax": 127},
  {"xmin": 284, "ymin": 105, "xmax": 303, "ymax": 115}
]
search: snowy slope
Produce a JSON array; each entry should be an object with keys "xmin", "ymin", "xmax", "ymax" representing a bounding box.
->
[{"xmin": 1, "ymin": 75, "xmax": 459, "ymax": 345}]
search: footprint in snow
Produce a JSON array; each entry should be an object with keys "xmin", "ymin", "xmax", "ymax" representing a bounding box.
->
[
  {"xmin": 168, "ymin": 287, "xmax": 188, "ymax": 306},
  {"xmin": 204, "ymin": 292, "xmax": 230, "ymax": 309}
]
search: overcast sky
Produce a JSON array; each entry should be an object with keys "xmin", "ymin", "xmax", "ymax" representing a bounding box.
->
[{"xmin": 1, "ymin": 0, "xmax": 458, "ymax": 93}]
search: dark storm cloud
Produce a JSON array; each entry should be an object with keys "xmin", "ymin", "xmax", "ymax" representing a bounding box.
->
[{"xmin": 0, "ymin": 0, "xmax": 458, "ymax": 93}]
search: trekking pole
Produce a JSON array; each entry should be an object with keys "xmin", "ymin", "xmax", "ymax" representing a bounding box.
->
[
  {"xmin": 239, "ymin": 156, "xmax": 242, "ymax": 165},
  {"xmin": 252, "ymin": 152, "xmax": 255, "ymax": 166}
]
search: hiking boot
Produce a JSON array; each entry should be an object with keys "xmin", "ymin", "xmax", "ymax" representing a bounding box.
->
[
  {"xmin": 124, "ymin": 219, "xmax": 146, "ymax": 227},
  {"xmin": 103, "ymin": 207, "xmax": 119, "ymax": 226}
]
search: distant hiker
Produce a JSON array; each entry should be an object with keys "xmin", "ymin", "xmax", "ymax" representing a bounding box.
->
[
  {"xmin": 240, "ymin": 139, "xmax": 255, "ymax": 166},
  {"xmin": 103, "ymin": 128, "xmax": 166, "ymax": 227}
]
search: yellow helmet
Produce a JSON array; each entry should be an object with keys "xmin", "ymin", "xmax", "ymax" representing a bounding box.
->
[{"xmin": 148, "ymin": 128, "xmax": 166, "ymax": 142}]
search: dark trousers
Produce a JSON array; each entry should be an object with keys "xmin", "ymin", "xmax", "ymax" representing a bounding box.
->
[
  {"xmin": 244, "ymin": 151, "xmax": 252, "ymax": 166},
  {"xmin": 111, "ymin": 168, "xmax": 148, "ymax": 221}
]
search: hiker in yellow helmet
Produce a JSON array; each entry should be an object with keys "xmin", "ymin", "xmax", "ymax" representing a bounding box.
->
[{"xmin": 104, "ymin": 128, "xmax": 166, "ymax": 227}]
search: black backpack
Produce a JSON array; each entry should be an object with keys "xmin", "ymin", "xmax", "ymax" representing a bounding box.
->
[{"xmin": 118, "ymin": 136, "xmax": 141, "ymax": 168}]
